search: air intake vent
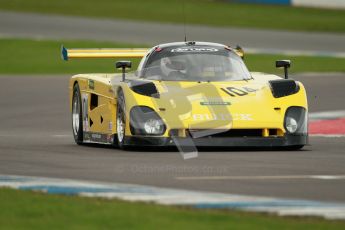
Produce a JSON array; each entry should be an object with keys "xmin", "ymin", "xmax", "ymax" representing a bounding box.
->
[
  {"xmin": 269, "ymin": 79, "xmax": 299, "ymax": 98},
  {"xmin": 190, "ymin": 129, "xmax": 263, "ymax": 138},
  {"xmin": 129, "ymin": 80, "xmax": 159, "ymax": 98}
]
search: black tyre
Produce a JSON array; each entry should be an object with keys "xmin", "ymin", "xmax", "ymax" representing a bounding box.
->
[
  {"xmin": 116, "ymin": 89, "xmax": 126, "ymax": 149},
  {"xmin": 72, "ymin": 83, "xmax": 83, "ymax": 145}
]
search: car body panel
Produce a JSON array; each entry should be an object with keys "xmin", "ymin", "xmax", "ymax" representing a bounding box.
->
[{"xmin": 69, "ymin": 73, "xmax": 307, "ymax": 139}]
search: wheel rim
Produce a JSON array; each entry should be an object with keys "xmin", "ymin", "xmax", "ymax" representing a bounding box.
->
[
  {"xmin": 117, "ymin": 109, "xmax": 125, "ymax": 143},
  {"xmin": 72, "ymin": 93, "xmax": 80, "ymax": 136}
]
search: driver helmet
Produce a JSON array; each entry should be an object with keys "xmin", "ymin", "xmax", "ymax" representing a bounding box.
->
[{"xmin": 160, "ymin": 57, "xmax": 187, "ymax": 77}]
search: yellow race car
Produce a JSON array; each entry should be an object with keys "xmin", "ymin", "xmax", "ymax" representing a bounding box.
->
[{"xmin": 62, "ymin": 41, "xmax": 308, "ymax": 150}]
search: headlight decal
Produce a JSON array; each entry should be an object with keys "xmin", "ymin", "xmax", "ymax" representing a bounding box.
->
[
  {"xmin": 130, "ymin": 106, "xmax": 166, "ymax": 136},
  {"xmin": 284, "ymin": 106, "xmax": 307, "ymax": 134}
]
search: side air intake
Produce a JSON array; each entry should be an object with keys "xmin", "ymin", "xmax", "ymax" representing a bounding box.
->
[
  {"xmin": 269, "ymin": 79, "xmax": 300, "ymax": 98},
  {"xmin": 129, "ymin": 80, "xmax": 159, "ymax": 98}
]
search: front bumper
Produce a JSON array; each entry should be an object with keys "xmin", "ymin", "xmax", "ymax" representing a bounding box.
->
[{"xmin": 123, "ymin": 134, "xmax": 308, "ymax": 148}]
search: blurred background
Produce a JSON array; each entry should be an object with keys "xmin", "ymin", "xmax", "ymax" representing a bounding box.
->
[
  {"xmin": 0, "ymin": 0, "xmax": 344, "ymax": 74},
  {"xmin": 1, "ymin": 1, "xmax": 345, "ymax": 229}
]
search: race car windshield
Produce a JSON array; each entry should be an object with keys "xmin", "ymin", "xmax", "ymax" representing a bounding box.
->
[{"xmin": 141, "ymin": 46, "xmax": 251, "ymax": 82}]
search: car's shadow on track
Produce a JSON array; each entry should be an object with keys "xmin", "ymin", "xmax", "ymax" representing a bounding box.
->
[{"xmin": 79, "ymin": 143, "xmax": 310, "ymax": 153}]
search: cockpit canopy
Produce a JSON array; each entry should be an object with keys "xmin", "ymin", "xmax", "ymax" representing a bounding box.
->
[{"xmin": 139, "ymin": 43, "xmax": 251, "ymax": 82}]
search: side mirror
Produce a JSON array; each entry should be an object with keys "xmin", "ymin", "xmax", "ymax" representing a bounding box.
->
[
  {"xmin": 234, "ymin": 45, "xmax": 244, "ymax": 59},
  {"xmin": 116, "ymin": 60, "xmax": 132, "ymax": 69},
  {"xmin": 116, "ymin": 61, "xmax": 132, "ymax": 81},
  {"xmin": 276, "ymin": 60, "xmax": 291, "ymax": 79}
]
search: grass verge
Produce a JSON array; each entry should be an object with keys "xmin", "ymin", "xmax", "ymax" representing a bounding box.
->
[
  {"xmin": 0, "ymin": 38, "xmax": 344, "ymax": 75},
  {"xmin": 0, "ymin": 0, "xmax": 345, "ymax": 33},
  {"xmin": 0, "ymin": 39, "xmax": 142, "ymax": 75},
  {"xmin": 0, "ymin": 188, "xmax": 344, "ymax": 229}
]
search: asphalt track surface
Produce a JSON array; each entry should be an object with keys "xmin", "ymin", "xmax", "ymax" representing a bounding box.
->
[
  {"xmin": 0, "ymin": 74, "xmax": 345, "ymax": 203},
  {"xmin": 1, "ymin": 11, "xmax": 345, "ymax": 56}
]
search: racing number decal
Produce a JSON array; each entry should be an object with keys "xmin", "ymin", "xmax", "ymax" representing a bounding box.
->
[
  {"xmin": 221, "ymin": 87, "xmax": 257, "ymax": 97},
  {"xmin": 224, "ymin": 87, "xmax": 248, "ymax": 96}
]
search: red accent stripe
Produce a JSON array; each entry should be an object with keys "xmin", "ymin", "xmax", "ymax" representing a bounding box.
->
[{"xmin": 309, "ymin": 118, "xmax": 345, "ymax": 135}]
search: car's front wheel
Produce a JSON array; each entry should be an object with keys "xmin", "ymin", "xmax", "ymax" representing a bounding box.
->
[
  {"xmin": 116, "ymin": 89, "xmax": 126, "ymax": 149},
  {"xmin": 72, "ymin": 83, "xmax": 83, "ymax": 144}
]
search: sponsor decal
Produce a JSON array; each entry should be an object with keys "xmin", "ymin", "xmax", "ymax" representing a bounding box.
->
[
  {"xmin": 171, "ymin": 47, "xmax": 218, "ymax": 53},
  {"xmin": 91, "ymin": 133, "xmax": 102, "ymax": 139},
  {"xmin": 84, "ymin": 133, "xmax": 90, "ymax": 140},
  {"xmin": 83, "ymin": 132, "xmax": 114, "ymax": 144},
  {"xmin": 200, "ymin": 101, "xmax": 231, "ymax": 106},
  {"xmin": 88, "ymin": 80, "xmax": 95, "ymax": 90},
  {"xmin": 106, "ymin": 134, "xmax": 112, "ymax": 142},
  {"xmin": 82, "ymin": 93, "xmax": 89, "ymax": 132},
  {"xmin": 193, "ymin": 113, "xmax": 253, "ymax": 121}
]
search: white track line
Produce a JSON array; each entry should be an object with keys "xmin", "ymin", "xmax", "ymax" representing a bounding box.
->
[
  {"xmin": 175, "ymin": 175, "xmax": 345, "ymax": 181},
  {"xmin": 246, "ymin": 48, "xmax": 345, "ymax": 58},
  {"xmin": 309, "ymin": 110, "xmax": 345, "ymax": 121}
]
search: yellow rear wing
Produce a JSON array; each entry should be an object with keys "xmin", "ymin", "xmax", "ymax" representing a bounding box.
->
[{"xmin": 61, "ymin": 45, "xmax": 149, "ymax": 61}]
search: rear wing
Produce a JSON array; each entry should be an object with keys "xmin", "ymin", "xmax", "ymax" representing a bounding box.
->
[{"xmin": 61, "ymin": 45, "xmax": 149, "ymax": 61}]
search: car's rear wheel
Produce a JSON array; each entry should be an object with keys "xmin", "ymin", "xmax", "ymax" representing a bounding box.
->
[
  {"xmin": 72, "ymin": 83, "xmax": 83, "ymax": 145},
  {"xmin": 116, "ymin": 89, "xmax": 126, "ymax": 149}
]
